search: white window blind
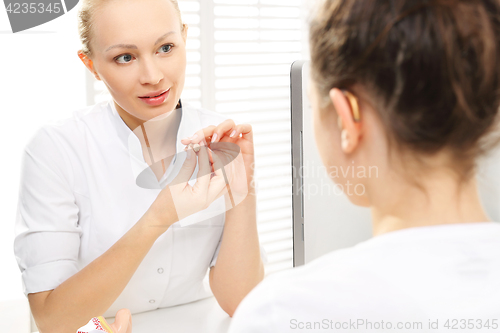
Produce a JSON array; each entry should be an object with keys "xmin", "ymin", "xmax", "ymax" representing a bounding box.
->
[{"xmin": 87, "ymin": 0, "xmax": 302, "ymax": 275}]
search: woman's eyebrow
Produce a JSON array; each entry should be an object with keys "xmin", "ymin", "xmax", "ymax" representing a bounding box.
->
[
  {"xmin": 105, "ymin": 31, "xmax": 177, "ymax": 52},
  {"xmin": 154, "ymin": 31, "xmax": 177, "ymax": 45}
]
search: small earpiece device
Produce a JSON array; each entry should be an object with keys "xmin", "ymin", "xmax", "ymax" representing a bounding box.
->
[
  {"xmin": 337, "ymin": 90, "xmax": 361, "ymax": 130},
  {"xmin": 342, "ymin": 90, "xmax": 361, "ymax": 122}
]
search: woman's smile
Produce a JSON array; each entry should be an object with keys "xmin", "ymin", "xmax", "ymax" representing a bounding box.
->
[{"xmin": 138, "ymin": 88, "xmax": 170, "ymax": 106}]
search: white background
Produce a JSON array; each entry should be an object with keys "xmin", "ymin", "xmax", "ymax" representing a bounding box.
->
[{"xmin": 0, "ymin": 6, "xmax": 86, "ymax": 302}]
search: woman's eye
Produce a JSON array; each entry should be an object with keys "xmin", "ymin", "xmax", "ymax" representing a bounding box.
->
[
  {"xmin": 115, "ymin": 54, "xmax": 133, "ymax": 64},
  {"xmin": 159, "ymin": 44, "xmax": 173, "ymax": 53}
]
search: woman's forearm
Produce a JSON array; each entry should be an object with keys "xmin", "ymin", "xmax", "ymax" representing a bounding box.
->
[
  {"xmin": 209, "ymin": 189, "xmax": 265, "ymax": 317},
  {"xmin": 33, "ymin": 210, "xmax": 169, "ymax": 333}
]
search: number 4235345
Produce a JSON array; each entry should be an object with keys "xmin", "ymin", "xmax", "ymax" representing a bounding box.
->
[
  {"xmin": 6, "ymin": 2, "xmax": 62, "ymax": 14},
  {"xmin": 444, "ymin": 319, "xmax": 498, "ymax": 330}
]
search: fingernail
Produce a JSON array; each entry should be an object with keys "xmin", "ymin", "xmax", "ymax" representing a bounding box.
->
[
  {"xmin": 211, "ymin": 133, "xmax": 218, "ymax": 143},
  {"xmin": 230, "ymin": 130, "xmax": 236, "ymax": 138}
]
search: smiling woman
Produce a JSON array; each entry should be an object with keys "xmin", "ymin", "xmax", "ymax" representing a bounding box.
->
[
  {"xmin": 13, "ymin": 0, "xmax": 266, "ymax": 332},
  {"xmin": 78, "ymin": 0, "xmax": 187, "ymax": 125}
]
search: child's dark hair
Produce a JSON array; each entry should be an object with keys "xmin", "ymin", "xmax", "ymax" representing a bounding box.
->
[{"xmin": 309, "ymin": 0, "xmax": 500, "ymax": 181}]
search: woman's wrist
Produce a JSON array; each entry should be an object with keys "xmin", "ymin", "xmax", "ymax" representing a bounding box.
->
[{"xmin": 138, "ymin": 207, "xmax": 175, "ymax": 240}]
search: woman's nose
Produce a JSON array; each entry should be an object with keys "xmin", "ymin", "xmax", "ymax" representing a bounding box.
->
[{"xmin": 139, "ymin": 58, "xmax": 163, "ymax": 85}]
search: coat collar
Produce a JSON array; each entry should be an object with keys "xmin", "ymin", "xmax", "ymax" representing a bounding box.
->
[{"xmin": 107, "ymin": 98, "xmax": 202, "ymax": 189}]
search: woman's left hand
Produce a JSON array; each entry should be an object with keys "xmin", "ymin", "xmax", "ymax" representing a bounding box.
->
[{"xmin": 181, "ymin": 119, "xmax": 255, "ymax": 204}]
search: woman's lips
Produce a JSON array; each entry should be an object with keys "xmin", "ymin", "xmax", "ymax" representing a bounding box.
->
[{"xmin": 138, "ymin": 89, "xmax": 170, "ymax": 106}]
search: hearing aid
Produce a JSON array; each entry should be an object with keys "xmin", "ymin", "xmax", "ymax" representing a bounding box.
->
[
  {"xmin": 184, "ymin": 143, "xmax": 202, "ymax": 154},
  {"xmin": 337, "ymin": 90, "xmax": 361, "ymax": 130}
]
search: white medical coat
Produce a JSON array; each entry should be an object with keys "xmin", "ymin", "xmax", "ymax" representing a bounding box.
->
[{"xmin": 14, "ymin": 99, "xmax": 266, "ymax": 317}]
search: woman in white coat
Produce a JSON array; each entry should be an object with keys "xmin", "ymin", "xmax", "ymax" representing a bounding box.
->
[
  {"xmin": 13, "ymin": 0, "xmax": 265, "ymax": 332},
  {"xmin": 229, "ymin": 0, "xmax": 500, "ymax": 332}
]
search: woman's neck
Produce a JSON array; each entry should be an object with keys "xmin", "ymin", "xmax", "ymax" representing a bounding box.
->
[
  {"xmin": 114, "ymin": 101, "xmax": 182, "ymax": 165},
  {"xmin": 369, "ymin": 170, "xmax": 491, "ymax": 237}
]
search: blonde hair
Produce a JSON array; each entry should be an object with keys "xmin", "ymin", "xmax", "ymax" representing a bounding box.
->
[{"xmin": 78, "ymin": 0, "xmax": 184, "ymax": 57}]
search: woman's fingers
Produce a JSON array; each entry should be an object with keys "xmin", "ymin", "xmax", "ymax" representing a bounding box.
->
[
  {"xmin": 210, "ymin": 119, "xmax": 236, "ymax": 143},
  {"xmin": 110, "ymin": 309, "xmax": 132, "ymax": 333},
  {"xmin": 170, "ymin": 148, "xmax": 197, "ymax": 187},
  {"xmin": 208, "ymin": 154, "xmax": 228, "ymax": 201},
  {"xmin": 230, "ymin": 123, "xmax": 253, "ymax": 140},
  {"xmin": 182, "ymin": 120, "xmax": 237, "ymax": 145},
  {"xmin": 180, "ymin": 125, "xmax": 216, "ymax": 146},
  {"xmin": 193, "ymin": 144, "xmax": 212, "ymax": 191}
]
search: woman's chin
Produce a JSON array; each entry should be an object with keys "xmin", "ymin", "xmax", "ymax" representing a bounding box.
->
[{"xmin": 127, "ymin": 103, "xmax": 176, "ymax": 121}]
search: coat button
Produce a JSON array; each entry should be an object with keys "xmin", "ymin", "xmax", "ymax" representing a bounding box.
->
[
  {"xmin": 157, "ymin": 268, "xmax": 164, "ymax": 274},
  {"xmin": 149, "ymin": 299, "xmax": 155, "ymax": 303}
]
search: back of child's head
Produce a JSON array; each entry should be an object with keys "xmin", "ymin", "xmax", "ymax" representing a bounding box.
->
[{"xmin": 309, "ymin": 0, "xmax": 500, "ymax": 181}]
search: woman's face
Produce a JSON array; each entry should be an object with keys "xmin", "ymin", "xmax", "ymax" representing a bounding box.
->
[{"xmin": 88, "ymin": 0, "xmax": 187, "ymax": 124}]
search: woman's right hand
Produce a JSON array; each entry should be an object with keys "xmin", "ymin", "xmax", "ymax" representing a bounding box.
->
[{"xmin": 145, "ymin": 141, "xmax": 229, "ymax": 229}]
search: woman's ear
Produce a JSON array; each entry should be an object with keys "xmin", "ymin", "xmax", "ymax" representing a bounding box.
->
[
  {"xmin": 329, "ymin": 88, "xmax": 362, "ymax": 154},
  {"xmin": 182, "ymin": 24, "xmax": 189, "ymax": 42},
  {"xmin": 77, "ymin": 50, "xmax": 101, "ymax": 81}
]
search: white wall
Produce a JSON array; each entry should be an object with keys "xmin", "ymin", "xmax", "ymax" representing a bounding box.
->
[{"xmin": 0, "ymin": 5, "xmax": 86, "ymax": 303}]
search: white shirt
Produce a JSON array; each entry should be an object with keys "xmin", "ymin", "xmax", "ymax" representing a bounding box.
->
[
  {"xmin": 229, "ymin": 222, "xmax": 500, "ymax": 333},
  {"xmin": 14, "ymin": 99, "xmax": 267, "ymax": 317}
]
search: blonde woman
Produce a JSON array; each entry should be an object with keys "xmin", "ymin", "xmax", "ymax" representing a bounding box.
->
[{"xmin": 14, "ymin": 0, "xmax": 265, "ymax": 332}]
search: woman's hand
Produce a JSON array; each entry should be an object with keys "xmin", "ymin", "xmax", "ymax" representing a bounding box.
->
[
  {"xmin": 181, "ymin": 120, "xmax": 255, "ymax": 209},
  {"xmin": 146, "ymin": 141, "xmax": 228, "ymax": 228},
  {"xmin": 182, "ymin": 121, "xmax": 264, "ymax": 317},
  {"xmin": 76, "ymin": 309, "xmax": 131, "ymax": 333},
  {"xmin": 182, "ymin": 119, "xmax": 255, "ymax": 183},
  {"xmin": 108, "ymin": 309, "xmax": 132, "ymax": 333}
]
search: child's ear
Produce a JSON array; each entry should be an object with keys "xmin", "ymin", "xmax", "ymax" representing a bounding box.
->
[{"xmin": 77, "ymin": 50, "xmax": 101, "ymax": 81}]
